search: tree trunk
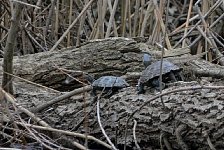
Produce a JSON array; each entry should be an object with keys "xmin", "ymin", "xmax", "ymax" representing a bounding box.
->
[{"xmin": 2, "ymin": 2, "xmax": 23, "ymax": 94}]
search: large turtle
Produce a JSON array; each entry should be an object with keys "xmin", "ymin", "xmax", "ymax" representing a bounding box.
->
[
  {"xmin": 137, "ymin": 54, "xmax": 184, "ymax": 94},
  {"xmin": 92, "ymin": 76, "xmax": 129, "ymax": 96}
]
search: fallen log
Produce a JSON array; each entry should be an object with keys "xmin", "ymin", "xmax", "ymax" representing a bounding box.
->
[{"xmin": 0, "ymin": 37, "xmax": 223, "ymax": 91}]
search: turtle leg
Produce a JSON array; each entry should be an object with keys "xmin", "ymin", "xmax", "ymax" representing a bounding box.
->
[
  {"xmin": 137, "ymin": 83, "xmax": 145, "ymax": 94},
  {"xmin": 169, "ymin": 71, "xmax": 177, "ymax": 82},
  {"xmin": 152, "ymin": 79, "xmax": 165, "ymax": 90},
  {"xmin": 176, "ymin": 71, "xmax": 184, "ymax": 81},
  {"xmin": 104, "ymin": 88, "xmax": 113, "ymax": 97},
  {"xmin": 91, "ymin": 87, "xmax": 97, "ymax": 97}
]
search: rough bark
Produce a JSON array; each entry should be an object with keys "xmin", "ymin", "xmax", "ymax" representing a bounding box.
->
[
  {"xmin": 81, "ymin": 82, "xmax": 224, "ymax": 149},
  {"xmin": 1, "ymin": 38, "xmax": 144, "ymax": 91},
  {"xmin": 33, "ymin": 81, "xmax": 223, "ymax": 150}
]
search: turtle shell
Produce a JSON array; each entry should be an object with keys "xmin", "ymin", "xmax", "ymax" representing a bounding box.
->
[
  {"xmin": 140, "ymin": 60, "xmax": 181, "ymax": 83},
  {"xmin": 92, "ymin": 76, "xmax": 129, "ymax": 88}
]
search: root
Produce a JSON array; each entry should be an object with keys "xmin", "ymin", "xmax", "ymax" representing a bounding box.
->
[
  {"xmin": 175, "ymin": 124, "xmax": 189, "ymax": 150},
  {"xmin": 160, "ymin": 132, "xmax": 172, "ymax": 150},
  {"xmin": 163, "ymin": 134, "xmax": 173, "ymax": 150}
]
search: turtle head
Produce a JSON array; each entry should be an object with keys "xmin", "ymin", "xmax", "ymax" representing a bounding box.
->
[
  {"xmin": 83, "ymin": 74, "xmax": 95, "ymax": 84},
  {"xmin": 64, "ymin": 77, "xmax": 72, "ymax": 84},
  {"xmin": 143, "ymin": 53, "xmax": 152, "ymax": 68},
  {"xmin": 64, "ymin": 72, "xmax": 94, "ymax": 84},
  {"xmin": 64, "ymin": 72, "xmax": 75, "ymax": 84}
]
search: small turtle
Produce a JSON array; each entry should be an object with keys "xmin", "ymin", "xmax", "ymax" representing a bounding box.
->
[
  {"xmin": 92, "ymin": 76, "xmax": 129, "ymax": 96},
  {"xmin": 137, "ymin": 54, "xmax": 184, "ymax": 94},
  {"xmin": 64, "ymin": 74, "xmax": 129, "ymax": 96}
]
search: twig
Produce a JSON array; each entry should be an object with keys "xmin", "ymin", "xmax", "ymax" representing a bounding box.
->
[
  {"xmin": 132, "ymin": 0, "xmax": 140, "ymax": 36},
  {"xmin": 17, "ymin": 114, "xmax": 55, "ymax": 150},
  {"xmin": 175, "ymin": 124, "xmax": 188, "ymax": 150},
  {"xmin": 207, "ymin": 135, "xmax": 216, "ymax": 150},
  {"xmin": 50, "ymin": 0, "xmax": 95, "ymax": 51},
  {"xmin": 67, "ymin": 0, "xmax": 73, "ymax": 47},
  {"xmin": 173, "ymin": 0, "xmax": 223, "ymax": 48},
  {"xmin": 4, "ymin": 72, "xmax": 59, "ymax": 93},
  {"xmin": 105, "ymin": 0, "xmax": 119, "ymax": 38},
  {"xmin": 11, "ymin": 0, "xmax": 41, "ymax": 9},
  {"xmin": 0, "ymin": 131, "xmax": 22, "ymax": 143},
  {"xmin": 159, "ymin": 0, "xmax": 170, "ymax": 109},
  {"xmin": 160, "ymin": 132, "xmax": 165, "ymax": 150},
  {"xmin": 195, "ymin": 4, "xmax": 224, "ymax": 65},
  {"xmin": 32, "ymin": 129, "xmax": 69, "ymax": 150},
  {"xmin": 133, "ymin": 120, "xmax": 141, "ymax": 150},
  {"xmin": 171, "ymin": 14, "xmax": 199, "ymax": 35},
  {"xmin": 121, "ymin": 0, "xmax": 128, "ymax": 37},
  {"xmin": 24, "ymin": 28, "xmax": 47, "ymax": 52},
  {"xmin": 43, "ymin": 0, "xmax": 56, "ymax": 50},
  {"xmin": 0, "ymin": 123, "xmax": 37, "ymax": 143},
  {"xmin": 72, "ymin": 141, "xmax": 89, "ymax": 150},
  {"xmin": 188, "ymin": 11, "xmax": 224, "ymax": 49},
  {"xmin": 97, "ymin": 99, "xmax": 118, "ymax": 150},
  {"xmin": 2, "ymin": 88, "xmax": 50, "ymax": 127},
  {"xmin": 0, "ymin": 148, "xmax": 22, "ymax": 150},
  {"xmin": 203, "ymin": 131, "xmax": 216, "ymax": 150},
  {"xmin": 163, "ymin": 133, "xmax": 172, "ymax": 150},
  {"xmin": 30, "ymin": 85, "xmax": 92, "ymax": 113},
  {"xmin": 56, "ymin": 67, "xmax": 91, "ymax": 86},
  {"xmin": 96, "ymin": 0, "xmax": 104, "ymax": 39},
  {"xmin": 182, "ymin": 0, "xmax": 193, "ymax": 47},
  {"xmin": 70, "ymin": 105, "xmax": 93, "ymax": 131},
  {"xmin": 11, "ymin": 121, "xmax": 112, "ymax": 149},
  {"xmin": 210, "ymin": 31, "xmax": 224, "ymax": 48},
  {"xmin": 107, "ymin": 0, "xmax": 118, "ymax": 37},
  {"xmin": 152, "ymin": 0, "xmax": 172, "ymax": 50},
  {"xmin": 140, "ymin": 1, "xmax": 153, "ymax": 37}
]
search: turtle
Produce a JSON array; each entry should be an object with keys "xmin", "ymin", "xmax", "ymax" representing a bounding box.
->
[
  {"xmin": 92, "ymin": 76, "xmax": 129, "ymax": 96},
  {"xmin": 64, "ymin": 74, "xmax": 129, "ymax": 96},
  {"xmin": 137, "ymin": 54, "xmax": 184, "ymax": 94}
]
